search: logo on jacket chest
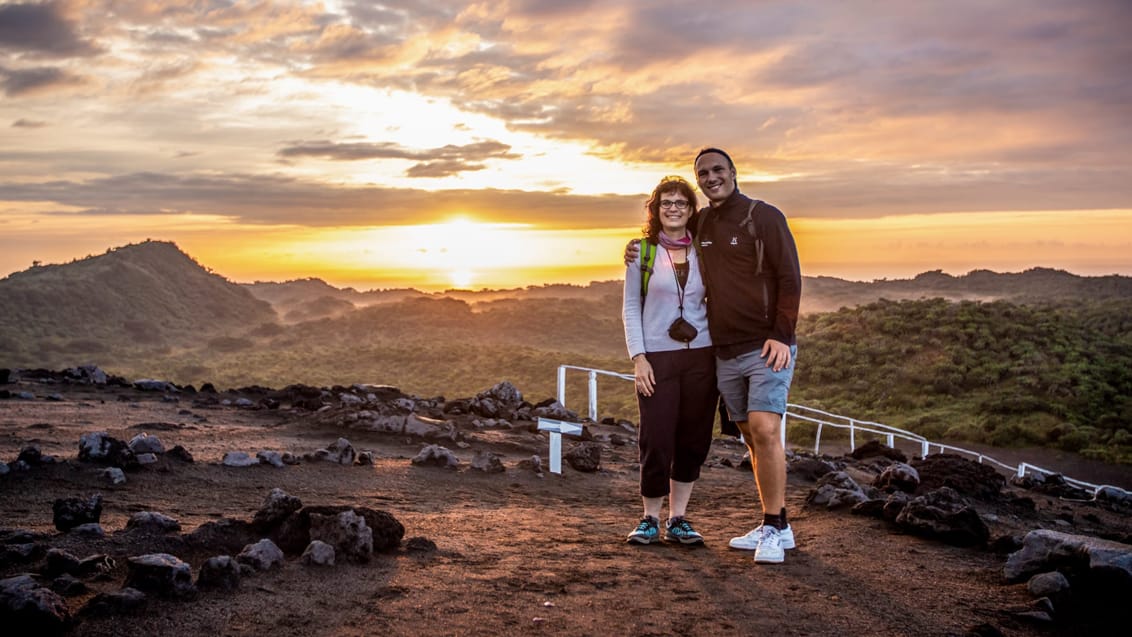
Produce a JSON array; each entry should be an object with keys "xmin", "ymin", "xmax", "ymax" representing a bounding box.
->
[{"xmin": 729, "ymin": 236, "xmax": 739, "ymax": 246}]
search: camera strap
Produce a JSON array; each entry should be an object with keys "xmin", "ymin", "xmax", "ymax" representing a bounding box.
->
[{"xmin": 663, "ymin": 246, "xmax": 689, "ymax": 318}]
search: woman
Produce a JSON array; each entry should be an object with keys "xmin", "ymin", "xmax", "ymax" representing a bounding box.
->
[{"xmin": 622, "ymin": 175, "xmax": 718, "ymax": 545}]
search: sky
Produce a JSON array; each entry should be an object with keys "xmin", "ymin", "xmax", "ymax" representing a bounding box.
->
[{"xmin": 1, "ymin": 0, "xmax": 1130, "ymax": 291}]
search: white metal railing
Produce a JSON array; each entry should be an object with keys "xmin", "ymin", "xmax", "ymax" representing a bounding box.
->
[{"xmin": 554, "ymin": 364, "xmax": 1131, "ymax": 498}]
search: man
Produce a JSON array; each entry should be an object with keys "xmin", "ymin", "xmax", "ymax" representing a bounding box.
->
[{"xmin": 626, "ymin": 147, "xmax": 802, "ymax": 563}]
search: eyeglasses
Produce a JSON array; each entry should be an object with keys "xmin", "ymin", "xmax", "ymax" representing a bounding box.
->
[{"xmin": 660, "ymin": 200, "xmax": 689, "ymax": 210}]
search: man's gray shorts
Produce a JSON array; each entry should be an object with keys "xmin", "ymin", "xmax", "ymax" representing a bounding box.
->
[{"xmin": 717, "ymin": 345, "xmax": 797, "ymax": 419}]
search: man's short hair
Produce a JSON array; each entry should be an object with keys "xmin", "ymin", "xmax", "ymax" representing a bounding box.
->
[{"xmin": 694, "ymin": 147, "xmax": 735, "ymax": 171}]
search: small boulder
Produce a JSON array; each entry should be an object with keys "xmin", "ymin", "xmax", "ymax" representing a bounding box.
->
[
  {"xmin": 301, "ymin": 541, "xmax": 335, "ymax": 566},
  {"xmin": 124, "ymin": 553, "xmax": 195, "ymax": 598},
  {"xmin": 126, "ymin": 512, "xmax": 181, "ymax": 533},
  {"xmin": 411, "ymin": 445, "xmax": 459, "ymax": 468},
  {"xmin": 236, "ymin": 539, "xmax": 284, "ymax": 571},
  {"xmin": 79, "ymin": 587, "xmax": 146, "ymax": 617},
  {"xmin": 807, "ymin": 471, "xmax": 868, "ymax": 509},
  {"xmin": 565, "ymin": 442, "xmax": 602, "ymax": 473},
  {"xmin": 471, "ymin": 450, "xmax": 506, "ymax": 473},
  {"xmin": 196, "ymin": 555, "xmax": 241, "ymax": 590},
  {"xmin": 52, "ymin": 494, "xmax": 103, "ymax": 532}
]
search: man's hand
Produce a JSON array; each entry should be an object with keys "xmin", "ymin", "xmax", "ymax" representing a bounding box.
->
[
  {"xmin": 762, "ymin": 339, "xmax": 792, "ymax": 372},
  {"xmin": 624, "ymin": 239, "xmax": 641, "ymax": 266},
  {"xmin": 633, "ymin": 354, "xmax": 655, "ymax": 396}
]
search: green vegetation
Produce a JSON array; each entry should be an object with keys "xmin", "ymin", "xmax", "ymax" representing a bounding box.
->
[
  {"xmin": 2, "ymin": 242, "xmax": 1130, "ymax": 464},
  {"xmin": 791, "ymin": 298, "xmax": 1132, "ymax": 464}
]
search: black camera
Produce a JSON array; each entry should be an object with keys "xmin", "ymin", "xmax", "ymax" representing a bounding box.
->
[{"xmin": 667, "ymin": 316, "xmax": 698, "ymax": 343}]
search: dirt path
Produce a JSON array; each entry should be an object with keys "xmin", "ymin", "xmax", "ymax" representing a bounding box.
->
[{"xmin": 2, "ymin": 384, "xmax": 1126, "ymax": 636}]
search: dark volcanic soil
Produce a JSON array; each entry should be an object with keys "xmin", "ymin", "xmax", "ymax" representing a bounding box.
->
[{"xmin": 2, "ymin": 379, "xmax": 1130, "ymax": 637}]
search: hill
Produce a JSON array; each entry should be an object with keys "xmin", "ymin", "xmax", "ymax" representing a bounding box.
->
[
  {"xmin": 0, "ymin": 241, "xmax": 276, "ymax": 361},
  {"xmin": 245, "ymin": 268, "xmax": 1132, "ymax": 317},
  {"xmin": 1, "ymin": 241, "xmax": 1130, "ymax": 464}
]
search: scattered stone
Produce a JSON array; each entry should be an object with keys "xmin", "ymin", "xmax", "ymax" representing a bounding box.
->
[
  {"xmin": 356, "ymin": 451, "xmax": 374, "ymax": 465},
  {"xmin": 517, "ymin": 455, "xmax": 543, "ymax": 475},
  {"xmin": 70, "ymin": 523, "xmax": 105, "ymax": 538},
  {"xmin": 895, "ymin": 486, "xmax": 989, "ymax": 547},
  {"xmin": 256, "ymin": 450, "xmax": 284, "ymax": 468},
  {"xmin": 77, "ymin": 432, "xmax": 137, "ymax": 469},
  {"xmin": 196, "ymin": 555, "xmax": 241, "ymax": 590},
  {"xmin": 221, "ymin": 451, "xmax": 259, "ymax": 467},
  {"xmin": 850, "ymin": 440, "xmax": 908, "ymax": 462},
  {"xmin": 16, "ymin": 445, "xmax": 43, "ymax": 466},
  {"xmin": 124, "ymin": 553, "xmax": 195, "ymax": 597},
  {"xmin": 808, "ymin": 471, "xmax": 869, "ymax": 509},
  {"xmin": 411, "ymin": 444, "xmax": 459, "ymax": 468},
  {"xmin": 787, "ymin": 456, "xmax": 838, "ymax": 482},
  {"xmin": 134, "ymin": 379, "xmax": 177, "ymax": 392},
  {"xmin": 1, "ymin": 542, "xmax": 42, "ymax": 565},
  {"xmin": 1095, "ymin": 485, "xmax": 1132, "ymax": 511},
  {"xmin": 102, "ymin": 468, "xmax": 126, "ymax": 485},
  {"xmin": 875, "ymin": 462, "xmax": 921, "ymax": 493},
  {"xmin": 128, "ymin": 433, "xmax": 165, "ymax": 454},
  {"xmin": 1027, "ymin": 571, "xmax": 1070, "ymax": 601},
  {"xmin": 564, "ymin": 442, "xmax": 602, "ymax": 473},
  {"xmin": 912, "ymin": 454, "xmax": 1004, "ymax": 500},
  {"xmin": 52, "ymin": 494, "xmax": 103, "ymax": 532},
  {"xmin": 42, "ymin": 549, "xmax": 82, "ymax": 578},
  {"xmin": 471, "ymin": 450, "xmax": 506, "ymax": 473},
  {"xmin": 167, "ymin": 445, "xmax": 194, "ymax": 463},
  {"xmin": 79, "ymin": 587, "xmax": 146, "ymax": 617},
  {"xmin": 325, "ymin": 438, "xmax": 356, "ymax": 465},
  {"xmin": 309, "ymin": 510, "xmax": 373, "ymax": 563},
  {"xmin": 1004, "ymin": 529, "xmax": 1132, "ymax": 583},
  {"xmin": 0, "ymin": 574, "xmax": 72, "ymax": 633},
  {"xmin": 126, "ymin": 512, "xmax": 181, "ymax": 533},
  {"xmin": 135, "ymin": 453, "xmax": 158, "ymax": 465},
  {"xmin": 49, "ymin": 574, "xmax": 87, "ymax": 597},
  {"xmin": 252, "ymin": 488, "xmax": 303, "ymax": 532},
  {"xmin": 183, "ymin": 518, "xmax": 258, "ymax": 555},
  {"xmin": 236, "ymin": 539, "xmax": 285, "ymax": 571},
  {"xmin": 301, "ymin": 540, "xmax": 336, "ymax": 566}
]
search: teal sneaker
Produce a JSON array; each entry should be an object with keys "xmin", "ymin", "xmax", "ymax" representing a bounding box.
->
[
  {"xmin": 665, "ymin": 517, "xmax": 705, "ymax": 545},
  {"xmin": 626, "ymin": 516, "xmax": 660, "ymax": 544}
]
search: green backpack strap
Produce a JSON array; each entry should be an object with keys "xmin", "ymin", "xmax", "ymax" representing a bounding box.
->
[{"xmin": 639, "ymin": 240, "xmax": 657, "ymax": 305}]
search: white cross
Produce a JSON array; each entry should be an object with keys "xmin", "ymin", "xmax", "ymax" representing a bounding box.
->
[{"xmin": 536, "ymin": 417, "xmax": 584, "ymax": 474}]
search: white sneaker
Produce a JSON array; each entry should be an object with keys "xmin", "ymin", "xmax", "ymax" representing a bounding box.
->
[
  {"xmin": 753, "ymin": 526, "xmax": 785, "ymax": 564},
  {"xmin": 729, "ymin": 524, "xmax": 795, "ymax": 551}
]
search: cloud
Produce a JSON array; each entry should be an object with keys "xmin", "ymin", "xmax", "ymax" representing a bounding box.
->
[
  {"xmin": 0, "ymin": 171, "xmax": 642, "ymax": 228},
  {"xmin": 277, "ymin": 140, "xmax": 521, "ymax": 177},
  {"xmin": 0, "ymin": 64, "xmax": 84, "ymax": 96},
  {"xmin": 12, "ymin": 118, "xmax": 47, "ymax": 128},
  {"xmin": 0, "ymin": 1, "xmax": 101, "ymax": 57}
]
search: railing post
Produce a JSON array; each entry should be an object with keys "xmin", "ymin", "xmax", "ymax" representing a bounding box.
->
[
  {"xmin": 587, "ymin": 371, "xmax": 598, "ymax": 422},
  {"xmin": 921, "ymin": 440, "xmax": 929, "ymax": 459},
  {"xmin": 849, "ymin": 419, "xmax": 856, "ymax": 450},
  {"xmin": 814, "ymin": 423, "xmax": 823, "ymax": 455},
  {"xmin": 1017, "ymin": 463, "xmax": 1027, "ymax": 479},
  {"xmin": 556, "ymin": 366, "xmax": 566, "ymax": 408},
  {"xmin": 886, "ymin": 433, "xmax": 894, "ymax": 447},
  {"xmin": 780, "ymin": 411, "xmax": 787, "ymax": 449}
]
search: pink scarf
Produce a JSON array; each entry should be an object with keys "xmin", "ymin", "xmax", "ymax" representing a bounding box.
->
[{"xmin": 658, "ymin": 232, "xmax": 692, "ymax": 250}]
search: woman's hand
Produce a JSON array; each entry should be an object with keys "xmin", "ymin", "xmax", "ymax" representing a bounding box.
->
[{"xmin": 633, "ymin": 354, "xmax": 655, "ymax": 396}]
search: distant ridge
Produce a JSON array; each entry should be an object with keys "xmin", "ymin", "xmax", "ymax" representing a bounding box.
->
[
  {"xmin": 0, "ymin": 240, "xmax": 275, "ymax": 356},
  {"xmin": 244, "ymin": 268, "xmax": 1132, "ymax": 317},
  {"xmin": 802, "ymin": 267, "xmax": 1132, "ymax": 313}
]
